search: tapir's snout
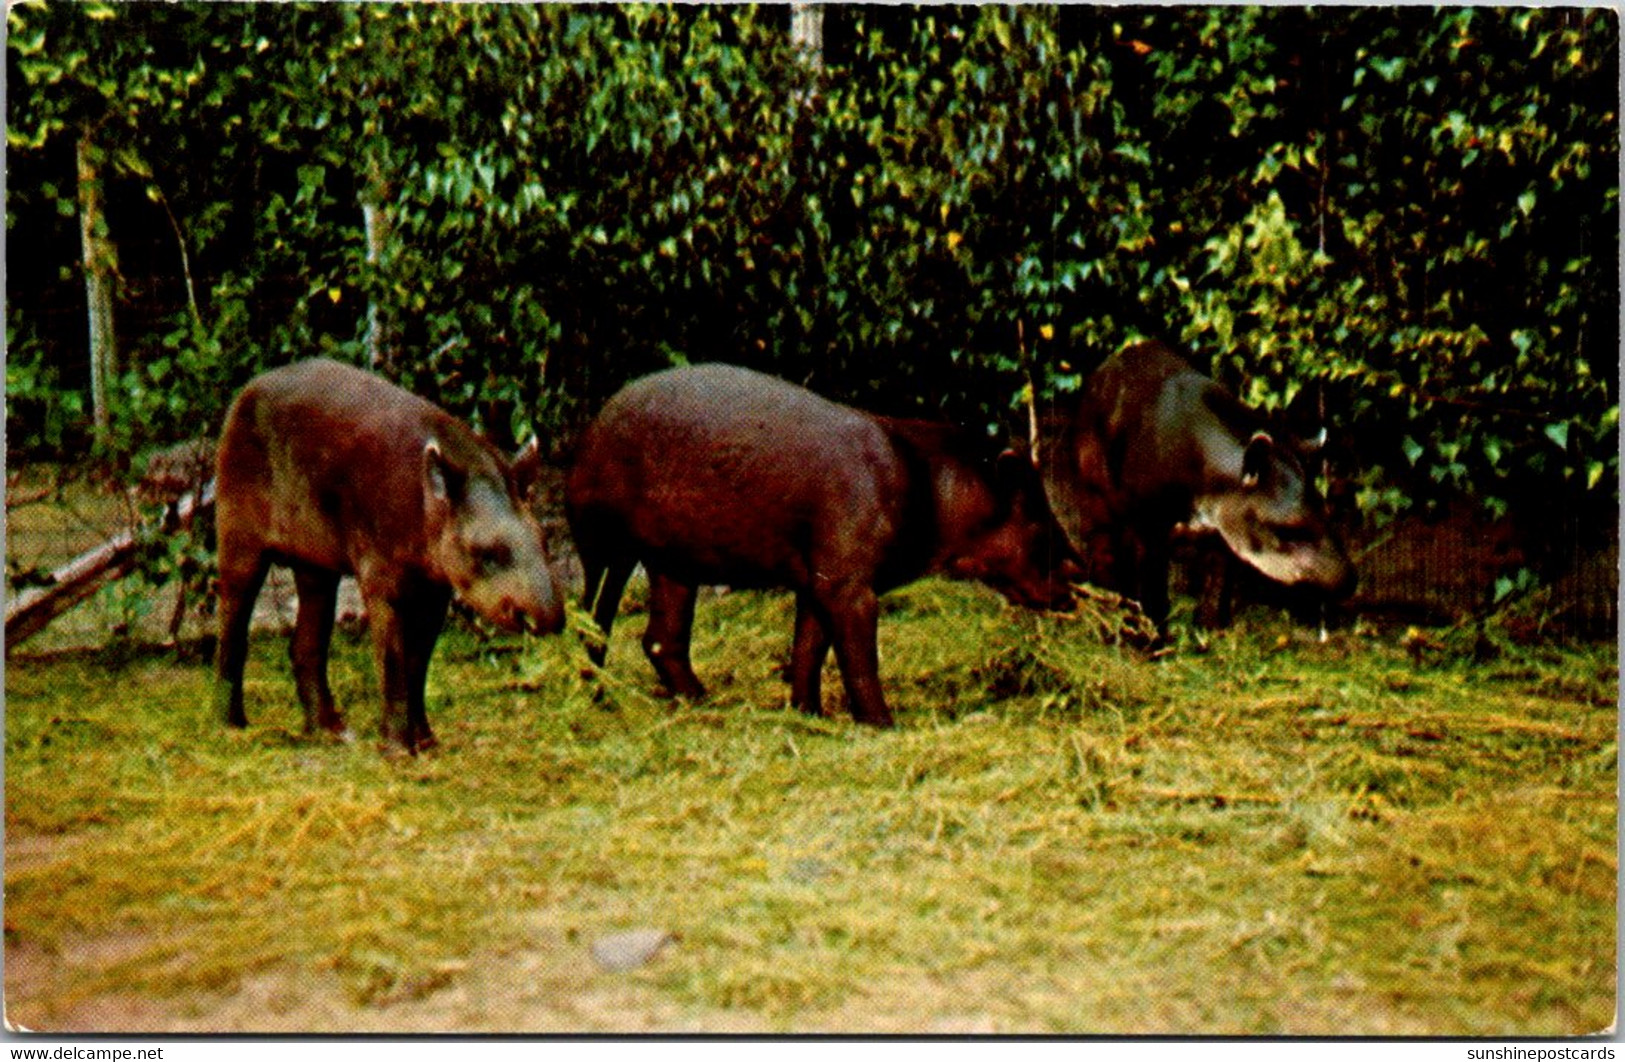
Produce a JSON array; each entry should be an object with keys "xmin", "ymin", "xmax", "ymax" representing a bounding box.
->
[
  {"xmin": 500, "ymin": 581, "xmax": 567, "ymax": 636},
  {"xmin": 1326, "ymin": 558, "xmax": 1358, "ymax": 601},
  {"xmin": 528, "ymin": 594, "xmax": 568, "ymax": 636},
  {"xmin": 460, "ymin": 560, "xmax": 566, "ymax": 637},
  {"xmin": 1282, "ymin": 542, "xmax": 1358, "ymax": 602},
  {"xmin": 496, "ymin": 599, "xmax": 531, "ymax": 634}
]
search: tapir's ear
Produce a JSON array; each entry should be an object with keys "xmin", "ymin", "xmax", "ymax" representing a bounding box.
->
[
  {"xmin": 996, "ymin": 447, "xmax": 1039, "ymax": 486},
  {"xmin": 510, "ymin": 435, "xmax": 543, "ymax": 499},
  {"xmin": 1241, "ymin": 431, "xmax": 1275, "ymax": 490},
  {"xmin": 423, "ymin": 439, "xmax": 465, "ymax": 503},
  {"xmin": 1303, "ymin": 426, "xmax": 1328, "ymax": 456},
  {"xmin": 997, "ymin": 445, "xmax": 1033, "ymax": 466}
]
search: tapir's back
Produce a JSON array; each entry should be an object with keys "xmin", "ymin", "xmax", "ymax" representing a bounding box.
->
[
  {"xmin": 221, "ymin": 359, "xmax": 452, "ymax": 469},
  {"xmin": 215, "ymin": 358, "xmax": 494, "ymax": 573},
  {"xmin": 567, "ymin": 363, "xmax": 906, "ymax": 587}
]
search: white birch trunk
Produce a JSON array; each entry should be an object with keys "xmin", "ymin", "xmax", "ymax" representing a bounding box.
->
[
  {"xmin": 362, "ymin": 154, "xmax": 392, "ymax": 370},
  {"xmin": 791, "ymin": 4, "xmax": 824, "ymax": 70},
  {"xmin": 77, "ymin": 132, "xmax": 117, "ymax": 445}
]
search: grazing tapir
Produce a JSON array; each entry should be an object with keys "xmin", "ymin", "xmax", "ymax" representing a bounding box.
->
[
  {"xmin": 213, "ymin": 358, "xmax": 565, "ymax": 753},
  {"xmin": 565, "ymin": 363, "xmax": 1076, "ymax": 727},
  {"xmin": 1044, "ymin": 340, "xmax": 1356, "ymax": 630}
]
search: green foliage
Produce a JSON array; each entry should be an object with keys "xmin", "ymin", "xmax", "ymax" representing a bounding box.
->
[
  {"xmin": 6, "ymin": 4, "xmax": 1617, "ymax": 525},
  {"xmin": 5, "ymin": 335, "xmax": 86, "ymax": 453}
]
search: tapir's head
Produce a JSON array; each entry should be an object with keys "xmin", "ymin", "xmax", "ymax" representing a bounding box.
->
[
  {"xmin": 942, "ymin": 447, "xmax": 1080, "ymax": 612},
  {"xmin": 1197, "ymin": 431, "xmax": 1357, "ymax": 598},
  {"xmin": 422, "ymin": 434, "xmax": 566, "ymax": 635}
]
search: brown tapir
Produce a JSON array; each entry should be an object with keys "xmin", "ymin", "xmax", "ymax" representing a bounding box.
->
[
  {"xmin": 565, "ymin": 363, "xmax": 1076, "ymax": 727},
  {"xmin": 213, "ymin": 358, "xmax": 565, "ymax": 753},
  {"xmin": 1045, "ymin": 340, "xmax": 1356, "ymax": 630}
]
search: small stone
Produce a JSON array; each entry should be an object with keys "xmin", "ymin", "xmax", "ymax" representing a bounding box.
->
[
  {"xmin": 786, "ymin": 857, "xmax": 833, "ymax": 884},
  {"xmin": 590, "ymin": 928, "xmax": 674, "ymax": 973}
]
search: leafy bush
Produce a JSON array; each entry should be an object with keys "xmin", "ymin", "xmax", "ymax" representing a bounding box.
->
[{"xmin": 7, "ymin": 3, "xmax": 1616, "ymax": 537}]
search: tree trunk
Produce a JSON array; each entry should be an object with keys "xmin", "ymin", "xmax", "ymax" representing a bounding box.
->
[
  {"xmin": 791, "ymin": 4, "xmax": 823, "ymax": 70},
  {"xmin": 361, "ymin": 153, "xmax": 393, "ymax": 371},
  {"xmin": 77, "ymin": 131, "xmax": 117, "ymax": 446}
]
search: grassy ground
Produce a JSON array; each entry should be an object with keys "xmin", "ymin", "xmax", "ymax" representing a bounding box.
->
[{"xmin": 4, "ymin": 577, "xmax": 1617, "ymax": 1035}]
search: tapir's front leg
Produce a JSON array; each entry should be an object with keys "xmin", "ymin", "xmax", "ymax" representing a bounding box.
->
[
  {"xmin": 642, "ymin": 569, "xmax": 706, "ymax": 699},
  {"xmin": 1136, "ymin": 524, "xmax": 1174, "ymax": 632},
  {"xmin": 363, "ymin": 594, "xmax": 414, "ymax": 752},
  {"xmin": 398, "ymin": 586, "xmax": 450, "ymax": 753},
  {"xmin": 362, "ymin": 581, "xmax": 446, "ymax": 754}
]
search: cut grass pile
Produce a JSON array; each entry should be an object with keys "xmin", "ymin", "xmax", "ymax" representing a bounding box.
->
[{"xmin": 4, "ymin": 578, "xmax": 1617, "ymax": 1034}]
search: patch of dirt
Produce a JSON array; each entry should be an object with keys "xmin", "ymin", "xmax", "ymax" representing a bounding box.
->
[
  {"xmin": 4, "ymin": 831, "xmax": 103, "ymax": 875},
  {"xmin": 5, "ymin": 932, "xmax": 765, "ymax": 1034},
  {"xmin": 5, "ymin": 924, "xmax": 1453, "ymax": 1035}
]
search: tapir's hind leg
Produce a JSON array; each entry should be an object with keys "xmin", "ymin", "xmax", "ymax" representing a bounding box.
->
[
  {"xmin": 818, "ymin": 582, "xmax": 891, "ymax": 728},
  {"xmin": 290, "ymin": 565, "xmax": 346, "ymax": 738},
  {"xmin": 788, "ymin": 592, "xmax": 832, "ymax": 717},
  {"xmin": 214, "ymin": 540, "xmax": 270, "ymax": 729}
]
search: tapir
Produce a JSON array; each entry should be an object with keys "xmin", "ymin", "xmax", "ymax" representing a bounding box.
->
[
  {"xmin": 213, "ymin": 358, "xmax": 565, "ymax": 752},
  {"xmin": 565, "ymin": 363, "xmax": 1075, "ymax": 727},
  {"xmin": 1045, "ymin": 340, "xmax": 1356, "ymax": 629}
]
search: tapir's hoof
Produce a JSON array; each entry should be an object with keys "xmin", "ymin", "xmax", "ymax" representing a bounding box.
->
[
  {"xmin": 307, "ymin": 718, "xmax": 355, "ymax": 744},
  {"xmin": 218, "ymin": 699, "xmax": 249, "ymax": 729},
  {"xmin": 376, "ymin": 732, "xmax": 434, "ymax": 758},
  {"xmin": 851, "ymin": 712, "xmax": 895, "ymax": 729},
  {"xmin": 377, "ymin": 734, "xmax": 433, "ymax": 757},
  {"xmin": 655, "ymin": 687, "xmax": 709, "ymax": 704},
  {"xmin": 311, "ymin": 727, "xmax": 356, "ymax": 745},
  {"xmin": 654, "ymin": 674, "xmax": 707, "ymax": 701},
  {"xmin": 789, "ymin": 697, "xmax": 827, "ymax": 719}
]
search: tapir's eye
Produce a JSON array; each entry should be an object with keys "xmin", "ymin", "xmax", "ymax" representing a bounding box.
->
[
  {"xmin": 472, "ymin": 541, "xmax": 515, "ymax": 573},
  {"xmin": 1272, "ymin": 524, "xmax": 1316, "ymax": 547}
]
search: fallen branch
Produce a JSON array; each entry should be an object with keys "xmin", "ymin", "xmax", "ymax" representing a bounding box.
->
[
  {"xmin": 1133, "ymin": 787, "xmax": 1283, "ymax": 809},
  {"xmin": 5, "ymin": 480, "xmax": 215, "ymax": 650},
  {"xmin": 5, "ymin": 483, "xmax": 56, "ymax": 509}
]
